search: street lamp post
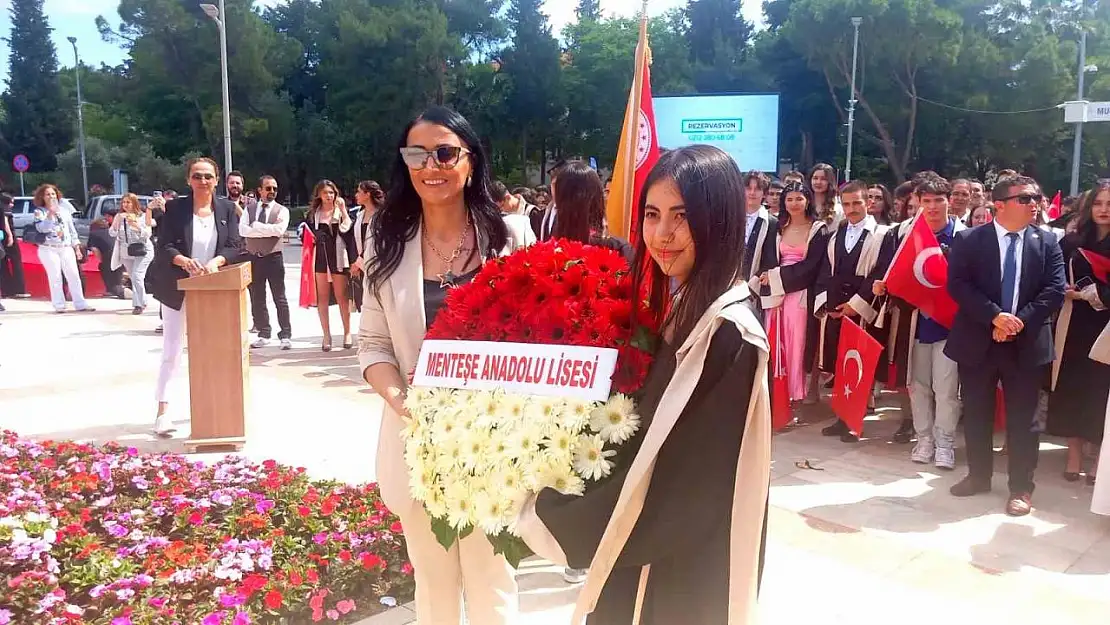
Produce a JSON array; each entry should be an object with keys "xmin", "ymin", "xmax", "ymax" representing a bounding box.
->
[
  {"xmin": 844, "ymin": 17, "xmax": 863, "ymax": 182},
  {"xmin": 1070, "ymin": 24, "xmax": 1087, "ymax": 196},
  {"xmin": 67, "ymin": 36, "xmax": 89, "ymax": 208},
  {"xmin": 200, "ymin": 1, "xmax": 233, "ymax": 186}
]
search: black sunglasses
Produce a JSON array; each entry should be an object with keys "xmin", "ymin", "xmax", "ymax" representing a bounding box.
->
[
  {"xmin": 262, "ymin": 185, "xmax": 277, "ymax": 192},
  {"xmin": 400, "ymin": 146, "xmax": 470, "ymax": 170},
  {"xmin": 1002, "ymin": 193, "xmax": 1043, "ymax": 205}
]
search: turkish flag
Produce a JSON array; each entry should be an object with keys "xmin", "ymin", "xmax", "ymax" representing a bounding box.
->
[
  {"xmin": 767, "ymin": 309, "xmax": 793, "ymax": 431},
  {"xmin": 884, "ymin": 216, "xmax": 959, "ymax": 328},
  {"xmin": 299, "ymin": 226, "xmax": 317, "ymax": 308},
  {"xmin": 1080, "ymin": 249, "xmax": 1110, "ymax": 284},
  {"xmin": 1047, "ymin": 191, "xmax": 1062, "ymax": 220},
  {"xmin": 830, "ymin": 318, "xmax": 883, "ymax": 436},
  {"xmin": 994, "ymin": 383, "xmax": 1007, "ymax": 432}
]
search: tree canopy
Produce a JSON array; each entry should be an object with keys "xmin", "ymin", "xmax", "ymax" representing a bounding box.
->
[{"xmin": 1, "ymin": 0, "xmax": 1107, "ymax": 202}]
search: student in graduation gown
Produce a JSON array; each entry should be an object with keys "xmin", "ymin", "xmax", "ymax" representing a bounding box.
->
[
  {"xmin": 815, "ymin": 180, "xmax": 891, "ymax": 442},
  {"xmin": 1047, "ymin": 183, "xmax": 1110, "ymax": 483},
  {"xmin": 758, "ymin": 182, "xmax": 830, "ymax": 413},
  {"xmin": 740, "ymin": 170, "xmax": 780, "ymax": 288},
  {"xmin": 519, "ymin": 145, "xmax": 772, "ymax": 625}
]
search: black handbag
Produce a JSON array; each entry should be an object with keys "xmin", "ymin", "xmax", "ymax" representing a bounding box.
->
[{"xmin": 122, "ymin": 219, "xmax": 147, "ymax": 257}]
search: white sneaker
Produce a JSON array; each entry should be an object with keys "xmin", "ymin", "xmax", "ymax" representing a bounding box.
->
[
  {"xmin": 563, "ymin": 567, "xmax": 588, "ymax": 584},
  {"xmin": 934, "ymin": 447, "xmax": 956, "ymax": 470},
  {"xmin": 910, "ymin": 440, "xmax": 934, "ymax": 464},
  {"xmin": 251, "ymin": 337, "xmax": 270, "ymax": 349},
  {"xmin": 153, "ymin": 415, "xmax": 176, "ymax": 437},
  {"xmin": 280, "ymin": 338, "xmax": 292, "ymax": 350}
]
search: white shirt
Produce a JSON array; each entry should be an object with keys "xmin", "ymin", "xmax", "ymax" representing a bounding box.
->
[
  {"xmin": 993, "ymin": 220, "xmax": 1025, "ymax": 313},
  {"xmin": 542, "ymin": 206, "xmax": 558, "ymax": 239},
  {"xmin": 239, "ymin": 200, "xmax": 290, "ymax": 238},
  {"xmin": 744, "ymin": 207, "xmax": 766, "ymax": 247},
  {"xmin": 843, "ymin": 215, "xmax": 872, "ymax": 254},
  {"xmin": 192, "ymin": 213, "xmax": 218, "ymax": 266}
]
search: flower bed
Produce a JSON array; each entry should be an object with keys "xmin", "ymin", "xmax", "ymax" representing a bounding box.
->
[{"xmin": 0, "ymin": 430, "xmax": 414, "ymax": 625}]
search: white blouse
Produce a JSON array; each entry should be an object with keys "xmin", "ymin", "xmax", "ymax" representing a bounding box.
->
[{"xmin": 192, "ymin": 214, "xmax": 218, "ymax": 266}]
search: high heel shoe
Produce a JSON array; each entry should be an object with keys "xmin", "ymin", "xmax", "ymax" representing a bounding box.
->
[
  {"xmin": 343, "ymin": 334, "xmax": 353, "ymax": 349},
  {"xmin": 322, "ymin": 337, "xmax": 332, "ymax": 352}
]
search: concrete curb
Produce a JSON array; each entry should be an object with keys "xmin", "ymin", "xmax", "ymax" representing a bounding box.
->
[{"xmin": 350, "ymin": 601, "xmax": 416, "ymax": 625}]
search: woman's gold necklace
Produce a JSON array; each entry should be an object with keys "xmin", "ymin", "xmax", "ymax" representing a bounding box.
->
[{"xmin": 424, "ymin": 215, "xmax": 472, "ymax": 288}]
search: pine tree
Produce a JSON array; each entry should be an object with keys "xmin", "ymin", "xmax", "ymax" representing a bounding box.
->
[
  {"xmin": 501, "ymin": 0, "xmax": 563, "ymax": 175},
  {"xmin": 576, "ymin": 0, "xmax": 601, "ymax": 21},
  {"xmin": 685, "ymin": 0, "xmax": 753, "ymax": 92},
  {"xmin": 1, "ymin": 0, "xmax": 72, "ymax": 173}
]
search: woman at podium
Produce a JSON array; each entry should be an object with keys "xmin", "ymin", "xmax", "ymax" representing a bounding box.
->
[{"xmin": 148, "ymin": 157, "xmax": 242, "ymax": 437}]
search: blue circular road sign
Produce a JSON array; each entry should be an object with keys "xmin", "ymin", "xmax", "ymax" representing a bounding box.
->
[{"xmin": 12, "ymin": 154, "xmax": 29, "ymax": 173}]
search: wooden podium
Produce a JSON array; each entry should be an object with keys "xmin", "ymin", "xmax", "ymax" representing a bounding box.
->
[{"xmin": 177, "ymin": 263, "xmax": 252, "ymax": 452}]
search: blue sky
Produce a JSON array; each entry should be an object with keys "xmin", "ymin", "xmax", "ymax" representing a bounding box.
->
[{"xmin": 1, "ymin": 0, "xmax": 764, "ymax": 82}]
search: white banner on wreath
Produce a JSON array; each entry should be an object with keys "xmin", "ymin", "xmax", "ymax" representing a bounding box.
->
[{"xmin": 413, "ymin": 340, "xmax": 618, "ymax": 402}]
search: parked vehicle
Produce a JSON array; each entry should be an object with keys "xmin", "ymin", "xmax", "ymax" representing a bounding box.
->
[{"xmin": 23, "ymin": 194, "xmax": 155, "ymax": 243}]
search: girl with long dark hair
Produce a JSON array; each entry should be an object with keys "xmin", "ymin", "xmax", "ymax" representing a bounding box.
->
[
  {"xmin": 1047, "ymin": 181, "xmax": 1110, "ymax": 487},
  {"xmin": 524, "ymin": 145, "xmax": 772, "ymax": 624},
  {"xmin": 867, "ymin": 184, "xmax": 895, "ymax": 225},
  {"xmin": 357, "ymin": 106, "xmax": 515, "ymax": 624},
  {"xmin": 551, "ymin": 161, "xmax": 633, "ymax": 263},
  {"xmin": 759, "ymin": 182, "xmax": 829, "ymax": 412},
  {"xmin": 350, "ymin": 180, "xmax": 386, "ymax": 313}
]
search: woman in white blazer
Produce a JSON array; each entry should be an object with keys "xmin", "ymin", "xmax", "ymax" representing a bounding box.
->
[{"xmin": 357, "ymin": 106, "xmax": 517, "ymax": 625}]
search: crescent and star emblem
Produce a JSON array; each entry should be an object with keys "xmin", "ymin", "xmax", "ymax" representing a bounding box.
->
[
  {"xmin": 634, "ymin": 109, "xmax": 652, "ymax": 169},
  {"xmin": 842, "ymin": 349, "xmax": 864, "ymax": 398},
  {"xmin": 912, "ymin": 247, "xmax": 943, "ymax": 289}
]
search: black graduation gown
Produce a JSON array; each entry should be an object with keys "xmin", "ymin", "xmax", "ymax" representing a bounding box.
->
[
  {"xmin": 536, "ymin": 321, "xmax": 765, "ymax": 624},
  {"xmin": 742, "ymin": 212, "xmax": 779, "ymax": 282},
  {"xmin": 1046, "ymin": 233, "xmax": 1110, "ymax": 442},
  {"xmin": 815, "ymin": 226, "xmax": 875, "ymax": 373}
]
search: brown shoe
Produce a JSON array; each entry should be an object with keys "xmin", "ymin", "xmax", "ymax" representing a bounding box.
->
[
  {"xmin": 949, "ymin": 476, "xmax": 992, "ymax": 497},
  {"xmin": 1006, "ymin": 493, "xmax": 1032, "ymax": 516}
]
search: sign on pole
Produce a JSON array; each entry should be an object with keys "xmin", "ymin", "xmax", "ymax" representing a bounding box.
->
[
  {"xmin": 1064, "ymin": 101, "xmax": 1110, "ymax": 124},
  {"xmin": 12, "ymin": 154, "xmax": 28, "ymax": 195}
]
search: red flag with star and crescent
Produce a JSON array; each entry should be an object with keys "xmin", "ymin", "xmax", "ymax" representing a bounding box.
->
[
  {"xmin": 767, "ymin": 309, "xmax": 793, "ymax": 431},
  {"xmin": 1080, "ymin": 249, "xmax": 1110, "ymax": 284},
  {"xmin": 884, "ymin": 216, "xmax": 959, "ymax": 329},
  {"xmin": 830, "ymin": 318, "xmax": 883, "ymax": 436}
]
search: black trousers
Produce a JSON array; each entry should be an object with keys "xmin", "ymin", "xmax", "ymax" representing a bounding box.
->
[
  {"xmin": 959, "ymin": 344, "xmax": 1043, "ymax": 495},
  {"xmin": 249, "ymin": 252, "xmax": 291, "ymax": 339},
  {"xmin": 0, "ymin": 241, "xmax": 26, "ymax": 296}
]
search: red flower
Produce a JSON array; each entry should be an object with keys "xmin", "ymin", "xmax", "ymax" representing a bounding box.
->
[
  {"xmin": 390, "ymin": 521, "xmax": 403, "ymax": 533},
  {"xmin": 263, "ymin": 589, "xmax": 283, "ymax": 610},
  {"xmin": 296, "ymin": 505, "xmax": 310, "ymax": 517},
  {"xmin": 338, "ymin": 550, "xmax": 352, "ymax": 563},
  {"xmin": 360, "ymin": 552, "xmax": 384, "ymax": 570},
  {"xmin": 241, "ymin": 573, "xmax": 267, "ymax": 596},
  {"xmin": 289, "ymin": 570, "xmax": 304, "ymax": 586},
  {"xmin": 424, "ymin": 239, "xmax": 657, "ymax": 394}
]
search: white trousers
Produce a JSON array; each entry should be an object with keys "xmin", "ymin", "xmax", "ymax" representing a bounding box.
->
[
  {"xmin": 121, "ymin": 254, "xmax": 152, "ymax": 308},
  {"xmin": 38, "ymin": 245, "xmax": 87, "ymax": 311},
  {"xmin": 909, "ymin": 339, "xmax": 961, "ymax": 450},
  {"xmin": 377, "ymin": 410, "xmax": 519, "ymax": 624},
  {"xmin": 155, "ymin": 303, "xmax": 187, "ymax": 404}
]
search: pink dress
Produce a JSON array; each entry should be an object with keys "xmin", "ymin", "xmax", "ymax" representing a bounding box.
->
[{"xmin": 772, "ymin": 241, "xmax": 809, "ymax": 401}]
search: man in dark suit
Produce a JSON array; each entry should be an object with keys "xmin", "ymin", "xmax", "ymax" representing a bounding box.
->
[{"xmin": 944, "ymin": 175, "xmax": 1065, "ymax": 516}]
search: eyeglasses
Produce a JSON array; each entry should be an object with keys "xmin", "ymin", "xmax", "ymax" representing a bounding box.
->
[
  {"xmin": 400, "ymin": 146, "xmax": 470, "ymax": 170},
  {"xmin": 1002, "ymin": 193, "xmax": 1043, "ymax": 205},
  {"xmin": 190, "ymin": 173, "xmax": 216, "ymax": 181}
]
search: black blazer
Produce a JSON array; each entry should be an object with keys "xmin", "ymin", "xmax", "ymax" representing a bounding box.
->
[
  {"xmin": 150, "ymin": 197, "xmax": 243, "ymax": 311},
  {"xmin": 944, "ymin": 224, "xmax": 1065, "ymax": 367},
  {"xmin": 741, "ymin": 212, "xmax": 780, "ymax": 281}
]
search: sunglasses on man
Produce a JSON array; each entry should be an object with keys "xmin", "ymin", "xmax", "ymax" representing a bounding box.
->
[
  {"xmin": 1001, "ymin": 193, "xmax": 1043, "ymax": 205},
  {"xmin": 399, "ymin": 146, "xmax": 470, "ymax": 170}
]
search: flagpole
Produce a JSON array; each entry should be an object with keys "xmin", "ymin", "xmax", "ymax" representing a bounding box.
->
[{"xmin": 620, "ymin": 1, "xmax": 650, "ymax": 238}]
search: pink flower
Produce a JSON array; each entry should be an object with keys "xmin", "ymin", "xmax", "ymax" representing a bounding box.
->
[
  {"xmin": 311, "ymin": 608, "xmax": 324, "ymax": 622},
  {"xmin": 327, "ymin": 609, "xmax": 340, "ymax": 621},
  {"xmin": 336, "ymin": 599, "xmax": 355, "ymax": 615},
  {"xmin": 111, "ymin": 618, "xmax": 132, "ymax": 625},
  {"xmin": 219, "ymin": 592, "xmax": 244, "ymax": 608},
  {"xmin": 232, "ymin": 613, "xmax": 251, "ymax": 625},
  {"xmin": 201, "ymin": 612, "xmax": 225, "ymax": 625}
]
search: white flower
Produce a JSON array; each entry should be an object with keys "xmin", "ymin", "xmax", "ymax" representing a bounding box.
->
[
  {"xmin": 430, "ymin": 410, "xmax": 463, "ymax": 444},
  {"xmin": 495, "ymin": 394, "xmax": 528, "ymax": 423},
  {"xmin": 573, "ymin": 434, "xmax": 617, "ymax": 481},
  {"xmin": 409, "ymin": 462, "xmax": 439, "ymax": 502},
  {"xmin": 536, "ymin": 460, "xmax": 585, "ymax": 496},
  {"xmin": 471, "ymin": 390, "xmax": 504, "ymax": 428},
  {"xmin": 423, "ymin": 485, "xmax": 448, "ymax": 518},
  {"xmin": 434, "ymin": 438, "xmax": 465, "ymax": 474},
  {"xmin": 472, "ymin": 491, "xmax": 514, "ymax": 536},
  {"xmin": 543, "ymin": 428, "xmax": 577, "ymax": 465},
  {"xmin": 458, "ymin": 429, "xmax": 492, "ymax": 472},
  {"xmin": 505, "ymin": 421, "xmax": 546, "ymax": 461},
  {"xmin": 590, "ymin": 394, "xmax": 641, "ymax": 444},
  {"xmin": 443, "ymin": 482, "xmax": 476, "ymax": 530},
  {"xmin": 488, "ymin": 466, "xmax": 527, "ymax": 498},
  {"xmin": 561, "ymin": 398, "xmax": 596, "ymax": 431},
  {"xmin": 428, "ymin": 387, "xmax": 457, "ymax": 411}
]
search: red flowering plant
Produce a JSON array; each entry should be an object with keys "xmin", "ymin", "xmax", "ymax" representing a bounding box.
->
[
  {"xmin": 401, "ymin": 239, "xmax": 659, "ymax": 565},
  {"xmin": 0, "ymin": 431, "xmax": 414, "ymax": 625}
]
